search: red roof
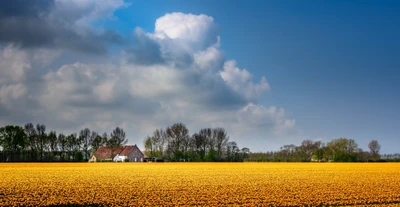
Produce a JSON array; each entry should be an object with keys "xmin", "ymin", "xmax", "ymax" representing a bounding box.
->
[
  {"xmin": 122, "ymin": 145, "xmax": 144, "ymax": 157},
  {"xmin": 92, "ymin": 145, "xmax": 143, "ymax": 159},
  {"xmin": 120, "ymin": 146, "xmax": 135, "ymax": 156}
]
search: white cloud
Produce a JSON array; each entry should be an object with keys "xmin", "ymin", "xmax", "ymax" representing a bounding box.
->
[
  {"xmin": 154, "ymin": 12, "xmax": 216, "ymax": 42},
  {"xmin": 194, "ymin": 46, "xmax": 223, "ymax": 72},
  {"xmin": 32, "ymin": 49, "xmax": 60, "ymax": 66},
  {"xmin": 0, "ymin": 0, "xmax": 127, "ymax": 54},
  {"xmin": 0, "ymin": 45, "xmax": 31, "ymax": 84},
  {"xmin": 40, "ymin": 62, "xmax": 121, "ymax": 110},
  {"xmin": 221, "ymin": 60, "xmax": 270, "ymax": 100},
  {"xmin": 0, "ymin": 11, "xmax": 297, "ymax": 151},
  {"xmin": 0, "ymin": 83, "xmax": 27, "ymax": 107},
  {"xmin": 51, "ymin": 0, "xmax": 129, "ymax": 33},
  {"xmin": 147, "ymin": 12, "xmax": 220, "ymax": 62},
  {"xmin": 237, "ymin": 103, "xmax": 296, "ymax": 136},
  {"xmin": 123, "ymin": 64, "xmax": 185, "ymax": 99},
  {"xmin": 94, "ymin": 79, "xmax": 117, "ymax": 103}
]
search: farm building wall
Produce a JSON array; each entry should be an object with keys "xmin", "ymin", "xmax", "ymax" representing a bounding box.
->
[{"xmin": 128, "ymin": 147, "xmax": 144, "ymax": 162}]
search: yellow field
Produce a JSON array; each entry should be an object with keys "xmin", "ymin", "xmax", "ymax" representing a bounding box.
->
[{"xmin": 0, "ymin": 163, "xmax": 400, "ymax": 206}]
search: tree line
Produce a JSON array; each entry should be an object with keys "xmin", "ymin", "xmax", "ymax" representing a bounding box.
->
[
  {"xmin": 143, "ymin": 123, "xmax": 249, "ymax": 162},
  {"xmin": 1, "ymin": 123, "xmax": 397, "ymax": 163},
  {"xmin": 0, "ymin": 124, "xmax": 127, "ymax": 162},
  {"xmin": 246, "ymin": 138, "xmax": 396, "ymax": 162}
]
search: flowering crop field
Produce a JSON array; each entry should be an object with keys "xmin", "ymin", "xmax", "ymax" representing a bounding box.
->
[{"xmin": 1, "ymin": 163, "xmax": 400, "ymax": 206}]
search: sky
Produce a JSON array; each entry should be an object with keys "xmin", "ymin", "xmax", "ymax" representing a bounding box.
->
[{"xmin": 0, "ymin": 0, "xmax": 399, "ymax": 153}]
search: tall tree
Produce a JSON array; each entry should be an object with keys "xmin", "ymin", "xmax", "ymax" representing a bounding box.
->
[
  {"xmin": 58, "ymin": 133, "xmax": 67, "ymax": 161},
  {"xmin": 90, "ymin": 131, "xmax": 103, "ymax": 155},
  {"xmin": 36, "ymin": 124, "xmax": 47, "ymax": 161},
  {"xmin": 326, "ymin": 138, "xmax": 358, "ymax": 162},
  {"xmin": 144, "ymin": 136, "xmax": 155, "ymax": 157},
  {"xmin": 298, "ymin": 140, "xmax": 321, "ymax": 161},
  {"xmin": 241, "ymin": 147, "xmax": 250, "ymax": 160},
  {"xmin": 91, "ymin": 134, "xmax": 104, "ymax": 153},
  {"xmin": 153, "ymin": 129, "xmax": 166, "ymax": 157},
  {"xmin": 48, "ymin": 131, "xmax": 58, "ymax": 161},
  {"xmin": 166, "ymin": 123, "xmax": 189, "ymax": 160},
  {"xmin": 368, "ymin": 140, "xmax": 381, "ymax": 160},
  {"xmin": 74, "ymin": 133, "xmax": 83, "ymax": 152},
  {"xmin": 79, "ymin": 128, "xmax": 91, "ymax": 160},
  {"xmin": 187, "ymin": 135, "xmax": 198, "ymax": 161},
  {"xmin": 24, "ymin": 123, "xmax": 37, "ymax": 160},
  {"xmin": 182, "ymin": 134, "xmax": 191, "ymax": 160},
  {"xmin": 102, "ymin": 133, "xmax": 108, "ymax": 146},
  {"xmin": 227, "ymin": 141, "xmax": 238, "ymax": 162},
  {"xmin": 213, "ymin": 128, "xmax": 229, "ymax": 160},
  {"xmin": 66, "ymin": 133, "xmax": 78, "ymax": 161},
  {"xmin": 198, "ymin": 128, "xmax": 212, "ymax": 160},
  {"xmin": 69, "ymin": 133, "xmax": 82, "ymax": 161},
  {"xmin": 107, "ymin": 127, "xmax": 127, "ymax": 161},
  {"xmin": 313, "ymin": 147, "xmax": 326, "ymax": 161},
  {"xmin": 279, "ymin": 144, "xmax": 297, "ymax": 161},
  {"xmin": 192, "ymin": 133, "xmax": 203, "ymax": 160},
  {"xmin": 0, "ymin": 125, "xmax": 27, "ymax": 161}
]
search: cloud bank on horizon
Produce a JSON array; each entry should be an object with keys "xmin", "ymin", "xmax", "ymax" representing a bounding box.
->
[{"xmin": 0, "ymin": 0, "xmax": 297, "ymax": 150}]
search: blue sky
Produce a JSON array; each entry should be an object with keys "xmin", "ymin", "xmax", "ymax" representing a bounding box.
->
[
  {"xmin": 113, "ymin": 0, "xmax": 400, "ymax": 152},
  {"xmin": 0, "ymin": 0, "xmax": 399, "ymax": 153}
]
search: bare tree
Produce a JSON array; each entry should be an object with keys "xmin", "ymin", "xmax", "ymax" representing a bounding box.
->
[
  {"xmin": 153, "ymin": 129, "xmax": 166, "ymax": 157},
  {"xmin": 102, "ymin": 133, "xmax": 108, "ymax": 145},
  {"xmin": 36, "ymin": 124, "xmax": 46, "ymax": 161},
  {"xmin": 298, "ymin": 140, "xmax": 321, "ymax": 161},
  {"xmin": 90, "ymin": 132, "xmax": 104, "ymax": 153},
  {"xmin": 144, "ymin": 136, "xmax": 154, "ymax": 157},
  {"xmin": 227, "ymin": 141, "xmax": 239, "ymax": 161},
  {"xmin": 79, "ymin": 128, "xmax": 91, "ymax": 160},
  {"xmin": 213, "ymin": 128, "xmax": 229, "ymax": 160},
  {"xmin": 198, "ymin": 128, "xmax": 212, "ymax": 160},
  {"xmin": 48, "ymin": 131, "xmax": 58, "ymax": 161},
  {"xmin": 24, "ymin": 123, "xmax": 37, "ymax": 160},
  {"xmin": 192, "ymin": 133, "xmax": 203, "ymax": 160},
  {"xmin": 107, "ymin": 127, "xmax": 127, "ymax": 161},
  {"xmin": 65, "ymin": 133, "xmax": 80, "ymax": 161},
  {"xmin": 58, "ymin": 133, "xmax": 67, "ymax": 161},
  {"xmin": 368, "ymin": 140, "xmax": 381, "ymax": 160},
  {"xmin": 166, "ymin": 123, "xmax": 189, "ymax": 160},
  {"xmin": 182, "ymin": 134, "xmax": 191, "ymax": 160},
  {"xmin": 241, "ymin": 147, "xmax": 250, "ymax": 160}
]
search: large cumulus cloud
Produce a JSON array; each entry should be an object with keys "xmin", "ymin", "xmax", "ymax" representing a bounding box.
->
[{"xmin": 0, "ymin": 8, "xmax": 297, "ymax": 151}]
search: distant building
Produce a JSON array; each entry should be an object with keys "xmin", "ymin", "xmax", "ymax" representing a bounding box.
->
[{"xmin": 89, "ymin": 145, "xmax": 144, "ymax": 162}]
